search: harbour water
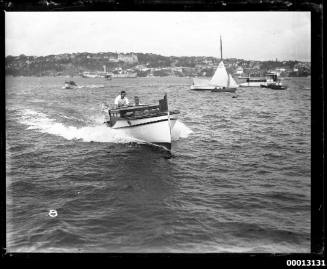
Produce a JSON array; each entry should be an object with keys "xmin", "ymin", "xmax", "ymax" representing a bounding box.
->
[{"xmin": 6, "ymin": 76, "xmax": 311, "ymax": 252}]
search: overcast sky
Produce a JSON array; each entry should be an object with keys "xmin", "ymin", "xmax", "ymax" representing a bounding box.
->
[{"xmin": 5, "ymin": 12, "xmax": 311, "ymax": 61}]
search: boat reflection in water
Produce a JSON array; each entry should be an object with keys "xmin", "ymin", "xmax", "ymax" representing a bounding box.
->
[{"xmin": 104, "ymin": 94, "xmax": 180, "ymax": 150}]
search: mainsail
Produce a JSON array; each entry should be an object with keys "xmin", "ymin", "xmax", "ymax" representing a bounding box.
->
[
  {"xmin": 191, "ymin": 35, "xmax": 239, "ymax": 90},
  {"xmin": 209, "ymin": 61, "xmax": 229, "ymax": 87}
]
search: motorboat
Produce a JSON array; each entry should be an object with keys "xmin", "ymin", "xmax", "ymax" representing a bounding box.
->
[
  {"xmin": 105, "ymin": 74, "xmax": 112, "ymax": 80},
  {"xmin": 104, "ymin": 94, "xmax": 179, "ymax": 149},
  {"xmin": 190, "ymin": 36, "xmax": 238, "ymax": 93},
  {"xmin": 63, "ymin": 80, "xmax": 77, "ymax": 89}
]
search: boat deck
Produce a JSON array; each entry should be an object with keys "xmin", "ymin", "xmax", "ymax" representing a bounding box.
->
[{"xmin": 108, "ymin": 104, "xmax": 179, "ymax": 125}]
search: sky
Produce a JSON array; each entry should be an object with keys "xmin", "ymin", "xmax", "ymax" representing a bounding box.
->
[{"xmin": 5, "ymin": 12, "xmax": 311, "ymax": 61}]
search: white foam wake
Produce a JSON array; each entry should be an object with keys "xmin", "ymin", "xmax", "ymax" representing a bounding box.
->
[
  {"xmin": 171, "ymin": 121, "xmax": 193, "ymax": 141},
  {"xmin": 17, "ymin": 109, "xmax": 193, "ymax": 143},
  {"xmin": 18, "ymin": 109, "xmax": 137, "ymax": 143}
]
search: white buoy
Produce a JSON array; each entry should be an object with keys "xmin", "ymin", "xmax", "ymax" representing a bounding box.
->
[{"xmin": 48, "ymin": 209, "xmax": 58, "ymax": 218}]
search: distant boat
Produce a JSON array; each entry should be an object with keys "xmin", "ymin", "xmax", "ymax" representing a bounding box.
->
[
  {"xmin": 190, "ymin": 36, "xmax": 238, "ymax": 93},
  {"xmin": 260, "ymin": 83, "xmax": 288, "ymax": 90},
  {"xmin": 63, "ymin": 80, "xmax": 77, "ymax": 89},
  {"xmin": 260, "ymin": 77, "xmax": 288, "ymax": 90},
  {"xmin": 239, "ymin": 73, "xmax": 278, "ymax": 87},
  {"xmin": 81, "ymin": 71, "xmax": 112, "ymax": 79},
  {"xmin": 81, "ymin": 72, "xmax": 100, "ymax": 78},
  {"xmin": 105, "ymin": 74, "xmax": 112, "ymax": 80},
  {"xmin": 111, "ymin": 72, "xmax": 137, "ymax": 78}
]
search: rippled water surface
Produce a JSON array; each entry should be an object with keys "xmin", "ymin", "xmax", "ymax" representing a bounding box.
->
[{"xmin": 6, "ymin": 76, "xmax": 311, "ymax": 252}]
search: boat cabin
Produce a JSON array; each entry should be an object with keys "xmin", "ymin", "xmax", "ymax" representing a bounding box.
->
[
  {"xmin": 244, "ymin": 73, "xmax": 278, "ymax": 83},
  {"xmin": 245, "ymin": 78, "xmax": 267, "ymax": 83},
  {"xmin": 106, "ymin": 95, "xmax": 179, "ymax": 127}
]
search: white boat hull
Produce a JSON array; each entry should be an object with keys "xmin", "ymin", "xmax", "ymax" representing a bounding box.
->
[
  {"xmin": 239, "ymin": 79, "xmax": 275, "ymax": 87},
  {"xmin": 190, "ymin": 85, "xmax": 215, "ymax": 91},
  {"xmin": 190, "ymin": 85, "xmax": 237, "ymax": 92},
  {"xmin": 111, "ymin": 114, "xmax": 178, "ymax": 147},
  {"xmin": 239, "ymin": 82, "xmax": 267, "ymax": 87},
  {"xmin": 112, "ymin": 73, "xmax": 137, "ymax": 78}
]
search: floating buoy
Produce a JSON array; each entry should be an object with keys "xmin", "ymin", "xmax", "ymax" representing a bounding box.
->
[{"xmin": 48, "ymin": 209, "xmax": 58, "ymax": 218}]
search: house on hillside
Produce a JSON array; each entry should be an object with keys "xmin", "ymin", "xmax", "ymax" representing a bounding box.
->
[
  {"xmin": 118, "ymin": 53, "xmax": 138, "ymax": 64},
  {"xmin": 235, "ymin": 66, "xmax": 244, "ymax": 75}
]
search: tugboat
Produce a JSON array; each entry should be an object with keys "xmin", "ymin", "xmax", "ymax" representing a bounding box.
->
[
  {"xmin": 261, "ymin": 83, "xmax": 288, "ymax": 90},
  {"xmin": 260, "ymin": 77, "xmax": 288, "ymax": 90},
  {"xmin": 104, "ymin": 94, "xmax": 179, "ymax": 149}
]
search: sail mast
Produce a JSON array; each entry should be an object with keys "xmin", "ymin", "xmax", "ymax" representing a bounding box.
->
[{"xmin": 220, "ymin": 35, "xmax": 223, "ymax": 61}]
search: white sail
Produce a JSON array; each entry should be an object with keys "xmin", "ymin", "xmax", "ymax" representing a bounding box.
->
[
  {"xmin": 209, "ymin": 61, "xmax": 229, "ymax": 87},
  {"xmin": 190, "ymin": 36, "xmax": 238, "ymax": 91},
  {"xmin": 228, "ymin": 73, "xmax": 239, "ymax": 88}
]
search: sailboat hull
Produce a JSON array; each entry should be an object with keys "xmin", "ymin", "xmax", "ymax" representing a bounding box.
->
[
  {"xmin": 190, "ymin": 85, "xmax": 237, "ymax": 92},
  {"xmin": 190, "ymin": 85, "xmax": 215, "ymax": 91},
  {"xmin": 211, "ymin": 87, "xmax": 237, "ymax": 93}
]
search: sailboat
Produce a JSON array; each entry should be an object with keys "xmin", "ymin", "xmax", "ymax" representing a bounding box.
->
[{"xmin": 190, "ymin": 36, "xmax": 238, "ymax": 93}]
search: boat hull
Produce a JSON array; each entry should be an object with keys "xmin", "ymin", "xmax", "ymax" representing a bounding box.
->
[
  {"xmin": 63, "ymin": 85, "xmax": 76, "ymax": 89},
  {"xmin": 268, "ymin": 86, "xmax": 287, "ymax": 90},
  {"xmin": 112, "ymin": 73, "xmax": 137, "ymax": 78},
  {"xmin": 211, "ymin": 88, "xmax": 237, "ymax": 93},
  {"xmin": 240, "ymin": 82, "xmax": 268, "ymax": 87},
  {"xmin": 261, "ymin": 84, "xmax": 288, "ymax": 90},
  {"xmin": 190, "ymin": 85, "xmax": 237, "ymax": 92},
  {"xmin": 110, "ymin": 114, "xmax": 178, "ymax": 147}
]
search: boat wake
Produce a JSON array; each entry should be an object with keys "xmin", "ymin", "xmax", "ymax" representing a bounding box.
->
[
  {"xmin": 171, "ymin": 121, "xmax": 193, "ymax": 140},
  {"xmin": 17, "ymin": 108, "xmax": 192, "ymax": 144}
]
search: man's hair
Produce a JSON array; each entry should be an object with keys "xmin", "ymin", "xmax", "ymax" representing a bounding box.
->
[{"xmin": 121, "ymin": 91, "xmax": 126, "ymax": 94}]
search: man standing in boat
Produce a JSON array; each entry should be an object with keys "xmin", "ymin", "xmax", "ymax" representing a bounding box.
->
[{"xmin": 114, "ymin": 90, "xmax": 129, "ymax": 108}]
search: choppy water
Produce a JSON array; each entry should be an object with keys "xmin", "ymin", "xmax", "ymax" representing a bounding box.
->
[{"xmin": 6, "ymin": 76, "xmax": 311, "ymax": 252}]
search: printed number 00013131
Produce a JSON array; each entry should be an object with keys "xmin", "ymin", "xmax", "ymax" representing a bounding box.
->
[{"xmin": 286, "ymin": 260, "xmax": 325, "ymax": 267}]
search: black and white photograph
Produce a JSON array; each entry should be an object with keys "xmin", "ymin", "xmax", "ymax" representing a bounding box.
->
[{"xmin": 4, "ymin": 8, "xmax": 320, "ymax": 257}]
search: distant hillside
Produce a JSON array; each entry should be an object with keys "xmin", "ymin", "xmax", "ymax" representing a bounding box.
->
[{"xmin": 5, "ymin": 52, "xmax": 311, "ymax": 77}]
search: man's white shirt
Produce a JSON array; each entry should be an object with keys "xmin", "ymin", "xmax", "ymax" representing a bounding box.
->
[{"xmin": 114, "ymin": 95, "xmax": 129, "ymax": 107}]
